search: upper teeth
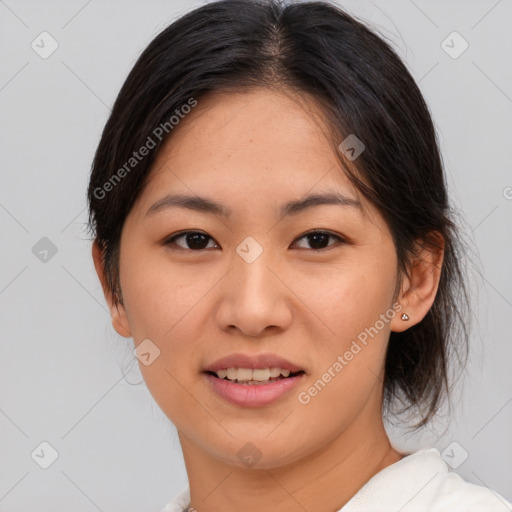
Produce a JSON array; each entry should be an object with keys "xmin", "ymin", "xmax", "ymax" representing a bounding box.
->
[{"xmin": 215, "ymin": 367, "xmax": 292, "ymax": 381}]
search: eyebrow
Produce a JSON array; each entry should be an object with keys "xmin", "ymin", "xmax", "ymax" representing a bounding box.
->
[{"xmin": 145, "ymin": 191, "xmax": 362, "ymax": 219}]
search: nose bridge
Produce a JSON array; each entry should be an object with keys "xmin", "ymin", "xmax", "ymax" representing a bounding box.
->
[{"xmin": 232, "ymin": 235, "xmax": 275, "ymax": 300}]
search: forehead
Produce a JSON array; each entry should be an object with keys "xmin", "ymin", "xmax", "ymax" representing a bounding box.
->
[
  {"xmin": 147, "ymin": 88, "xmax": 358, "ymax": 194},
  {"xmin": 129, "ymin": 87, "xmax": 382, "ymax": 228}
]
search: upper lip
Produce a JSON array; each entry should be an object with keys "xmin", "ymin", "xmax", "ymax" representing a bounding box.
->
[{"xmin": 204, "ymin": 353, "xmax": 305, "ymax": 373}]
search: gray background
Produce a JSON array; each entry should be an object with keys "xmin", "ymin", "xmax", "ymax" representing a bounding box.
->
[{"xmin": 1, "ymin": 0, "xmax": 511, "ymax": 510}]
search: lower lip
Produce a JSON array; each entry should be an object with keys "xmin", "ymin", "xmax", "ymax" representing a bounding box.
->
[{"xmin": 204, "ymin": 372, "xmax": 305, "ymax": 407}]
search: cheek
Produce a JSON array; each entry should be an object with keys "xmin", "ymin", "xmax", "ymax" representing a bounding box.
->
[
  {"xmin": 293, "ymin": 244, "xmax": 397, "ymax": 408},
  {"xmin": 294, "ymin": 248, "xmax": 397, "ymax": 346},
  {"xmin": 292, "ymin": 266, "xmax": 396, "ymax": 439},
  {"xmin": 118, "ymin": 246, "xmax": 209, "ymax": 423},
  {"xmin": 119, "ymin": 243, "xmax": 206, "ymax": 341}
]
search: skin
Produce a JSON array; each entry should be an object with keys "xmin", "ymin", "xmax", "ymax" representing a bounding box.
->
[{"xmin": 93, "ymin": 87, "xmax": 443, "ymax": 512}]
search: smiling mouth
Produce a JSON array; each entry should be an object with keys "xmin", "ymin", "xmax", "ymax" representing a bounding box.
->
[{"xmin": 205, "ymin": 370, "xmax": 305, "ymax": 385}]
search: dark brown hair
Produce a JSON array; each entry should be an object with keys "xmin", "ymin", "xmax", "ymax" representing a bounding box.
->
[{"xmin": 87, "ymin": 0, "xmax": 470, "ymax": 429}]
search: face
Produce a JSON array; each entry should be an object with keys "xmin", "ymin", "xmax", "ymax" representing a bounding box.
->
[{"xmin": 105, "ymin": 88, "xmax": 405, "ymax": 468}]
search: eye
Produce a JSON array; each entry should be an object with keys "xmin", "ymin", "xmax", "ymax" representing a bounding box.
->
[
  {"xmin": 292, "ymin": 230, "xmax": 346, "ymax": 251},
  {"xmin": 163, "ymin": 230, "xmax": 346, "ymax": 252},
  {"xmin": 164, "ymin": 231, "xmax": 219, "ymax": 251}
]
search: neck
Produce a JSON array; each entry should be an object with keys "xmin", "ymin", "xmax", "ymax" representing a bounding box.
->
[{"xmin": 178, "ymin": 411, "xmax": 403, "ymax": 512}]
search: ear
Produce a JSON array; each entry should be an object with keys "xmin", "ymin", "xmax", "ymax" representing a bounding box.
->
[
  {"xmin": 92, "ymin": 240, "xmax": 132, "ymax": 338},
  {"xmin": 390, "ymin": 232, "xmax": 445, "ymax": 333}
]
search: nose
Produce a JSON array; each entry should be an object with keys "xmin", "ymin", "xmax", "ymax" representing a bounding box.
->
[{"xmin": 215, "ymin": 246, "xmax": 293, "ymax": 338}]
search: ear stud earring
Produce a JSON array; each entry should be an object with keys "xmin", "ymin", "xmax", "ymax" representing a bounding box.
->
[{"xmin": 401, "ymin": 313, "xmax": 410, "ymax": 321}]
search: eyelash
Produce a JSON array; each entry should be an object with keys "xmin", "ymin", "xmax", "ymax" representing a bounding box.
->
[{"xmin": 163, "ymin": 230, "xmax": 348, "ymax": 252}]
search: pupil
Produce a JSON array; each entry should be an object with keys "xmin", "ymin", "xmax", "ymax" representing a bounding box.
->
[
  {"xmin": 187, "ymin": 233, "xmax": 209, "ymax": 250},
  {"xmin": 308, "ymin": 232, "xmax": 329, "ymax": 249}
]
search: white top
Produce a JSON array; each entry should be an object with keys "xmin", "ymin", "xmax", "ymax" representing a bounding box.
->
[{"xmin": 160, "ymin": 448, "xmax": 512, "ymax": 512}]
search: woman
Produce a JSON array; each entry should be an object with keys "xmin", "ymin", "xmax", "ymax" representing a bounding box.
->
[{"xmin": 87, "ymin": 0, "xmax": 511, "ymax": 510}]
